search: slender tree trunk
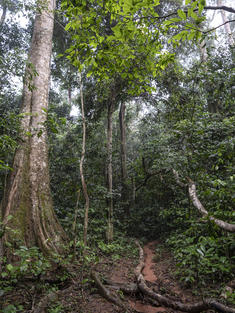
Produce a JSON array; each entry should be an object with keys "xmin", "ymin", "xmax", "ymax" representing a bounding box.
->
[
  {"xmin": 119, "ymin": 103, "xmax": 127, "ymax": 185},
  {"xmin": 217, "ymin": 0, "xmax": 234, "ymax": 46},
  {"xmin": 119, "ymin": 102, "xmax": 130, "ymax": 216},
  {"xmin": 0, "ymin": 3, "xmax": 6, "ymax": 31},
  {"xmin": 199, "ymin": 40, "xmax": 207, "ymax": 63},
  {"xmin": 72, "ymin": 189, "xmax": 80, "ymax": 260},
  {"xmin": 106, "ymin": 99, "xmax": 114, "ymax": 242},
  {"xmin": 1, "ymin": 0, "xmax": 67, "ymax": 259},
  {"xmin": 198, "ymin": 32, "xmax": 218, "ymax": 113},
  {"xmin": 68, "ymin": 87, "xmax": 72, "ymax": 106},
  {"xmin": 78, "ymin": 73, "xmax": 90, "ymax": 247}
]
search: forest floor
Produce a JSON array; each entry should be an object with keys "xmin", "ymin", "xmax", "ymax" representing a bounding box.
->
[
  {"xmin": 72, "ymin": 241, "xmax": 204, "ymax": 313},
  {"xmin": 1, "ymin": 241, "xmax": 221, "ymax": 313}
]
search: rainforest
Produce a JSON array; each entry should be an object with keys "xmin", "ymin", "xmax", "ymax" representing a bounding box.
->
[{"xmin": 0, "ymin": 0, "xmax": 234, "ymax": 312}]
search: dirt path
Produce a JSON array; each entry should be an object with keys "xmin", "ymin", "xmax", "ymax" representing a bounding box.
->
[
  {"xmin": 83, "ymin": 241, "xmax": 198, "ymax": 313},
  {"xmin": 131, "ymin": 241, "xmax": 167, "ymax": 313},
  {"xmin": 142, "ymin": 241, "xmax": 158, "ymax": 282}
]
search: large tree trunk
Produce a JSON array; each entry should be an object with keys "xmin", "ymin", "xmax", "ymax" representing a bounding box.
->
[
  {"xmin": 1, "ymin": 0, "xmax": 67, "ymax": 259},
  {"xmin": 106, "ymin": 99, "xmax": 114, "ymax": 242},
  {"xmin": 119, "ymin": 102, "xmax": 130, "ymax": 216}
]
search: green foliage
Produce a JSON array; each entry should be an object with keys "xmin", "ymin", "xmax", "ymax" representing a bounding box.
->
[
  {"xmin": 122, "ymin": 48, "xmax": 235, "ymax": 290},
  {"xmin": 0, "ymin": 112, "xmax": 22, "ymax": 201},
  {"xmin": 0, "ymin": 113, "xmax": 21, "ymax": 169},
  {"xmin": 61, "ymin": 0, "xmax": 205, "ymax": 94},
  {"xmin": 97, "ymin": 237, "xmax": 135, "ymax": 257},
  {"xmin": 2, "ymin": 304, "xmax": 24, "ymax": 313},
  {"xmin": 167, "ymin": 231, "xmax": 234, "ymax": 286},
  {"xmin": 1, "ymin": 246, "xmax": 51, "ymax": 282}
]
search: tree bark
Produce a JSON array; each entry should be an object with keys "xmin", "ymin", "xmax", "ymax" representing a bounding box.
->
[
  {"xmin": 1, "ymin": 0, "xmax": 67, "ymax": 259},
  {"xmin": 106, "ymin": 99, "xmax": 114, "ymax": 242},
  {"xmin": 199, "ymin": 40, "xmax": 208, "ymax": 63}
]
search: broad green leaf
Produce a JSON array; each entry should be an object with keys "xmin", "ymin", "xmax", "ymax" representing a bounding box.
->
[
  {"xmin": 6, "ymin": 264, "xmax": 14, "ymax": 272},
  {"xmin": 191, "ymin": 11, "xmax": 198, "ymax": 20},
  {"xmin": 1, "ymin": 272, "xmax": 8, "ymax": 278},
  {"xmin": 198, "ymin": 3, "xmax": 204, "ymax": 15},
  {"xmin": 177, "ymin": 9, "xmax": 187, "ymax": 20}
]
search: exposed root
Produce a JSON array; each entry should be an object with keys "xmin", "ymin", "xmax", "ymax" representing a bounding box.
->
[
  {"xmin": 91, "ymin": 270, "xmax": 135, "ymax": 312},
  {"xmin": 104, "ymin": 279, "xmax": 138, "ymax": 294},
  {"xmin": 32, "ymin": 243, "xmax": 235, "ymax": 313},
  {"xmin": 135, "ymin": 241, "xmax": 235, "ymax": 313},
  {"xmin": 32, "ymin": 291, "xmax": 59, "ymax": 313},
  {"xmin": 221, "ymin": 279, "xmax": 235, "ymax": 299}
]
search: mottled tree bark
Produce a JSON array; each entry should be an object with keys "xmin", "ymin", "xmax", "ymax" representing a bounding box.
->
[{"xmin": 1, "ymin": 0, "xmax": 67, "ymax": 259}]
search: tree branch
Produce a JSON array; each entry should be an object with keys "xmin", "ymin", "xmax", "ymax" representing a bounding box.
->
[
  {"xmin": 203, "ymin": 19, "xmax": 235, "ymax": 34},
  {"xmin": 172, "ymin": 170, "xmax": 235, "ymax": 232},
  {"xmin": 204, "ymin": 6, "xmax": 235, "ymax": 14},
  {"xmin": 172, "ymin": 169, "xmax": 187, "ymax": 188},
  {"xmin": 187, "ymin": 178, "xmax": 235, "ymax": 232}
]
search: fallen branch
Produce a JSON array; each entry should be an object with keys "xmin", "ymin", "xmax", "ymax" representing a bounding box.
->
[{"xmin": 135, "ymin": 241, "xmax": 235, "ymax": 313}]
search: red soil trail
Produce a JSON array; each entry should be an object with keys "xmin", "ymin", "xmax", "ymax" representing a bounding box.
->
[
  {"xmin": 131, "ymin": 241, "xmax": 167, "ymax": 313},
  {"xmin": 142, "ymin": 241, "xmax": 158, "ymax": 283}
]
